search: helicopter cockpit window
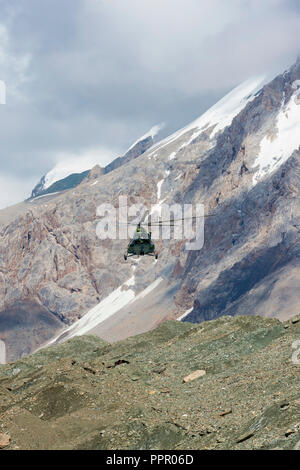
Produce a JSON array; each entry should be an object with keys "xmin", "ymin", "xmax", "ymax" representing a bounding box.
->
[{"xmin": 132, "ymin": 227, "xmax": 149, "ymax": 240}]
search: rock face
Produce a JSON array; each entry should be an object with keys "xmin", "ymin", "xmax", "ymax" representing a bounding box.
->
[
  {"xmin": 31, "ymin": 175, "xmax": 46, "ymax": 198},
  {"xmin": 1, "ymin": 59, "xmax": 300, "ymax": 360},
  {"xmin": 104, "ymin": 135, "xmax": 154, "ymax": 174},
  {"xmin": 0, "ymin": 316, "xmax": 299, "ymax": 450},
  {"xmin": 180, "ymin": 60, "xmax": 300, "ymax": 323},
  {"xmin": 82, "ymin": 164, "xmax": 104, "ymax": 183},
  {"xmin": 0, "ymin": 301, "xmax": 63, "ymax": 361}
]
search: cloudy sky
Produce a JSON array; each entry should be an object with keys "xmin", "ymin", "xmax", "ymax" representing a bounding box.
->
[{"xmin": 0, "ymin": 0, "xmax": 300, "ymax": 208}]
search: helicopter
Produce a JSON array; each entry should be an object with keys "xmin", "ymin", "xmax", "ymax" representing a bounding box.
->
[
  {"xmin": 123, "ymin": 214, "xmax": 215, "ymax": 261},
  {"xmin": 124, "ymin": 223, "xmax": 157, "ymax": 260}
]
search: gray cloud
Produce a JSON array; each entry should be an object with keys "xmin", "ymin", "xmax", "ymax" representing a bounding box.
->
[{"xmin": 0, "ymin": 0, "xmax": 299, "ymax": 207}]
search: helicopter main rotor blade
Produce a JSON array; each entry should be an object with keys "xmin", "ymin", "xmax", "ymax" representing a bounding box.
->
[
  {"xmin": 148, "ymin": 215, "xmax": 215, "ymax": 225},
  {"xmin": 118, "ymin": 214, "xmax": 216, "ymax": 226}
]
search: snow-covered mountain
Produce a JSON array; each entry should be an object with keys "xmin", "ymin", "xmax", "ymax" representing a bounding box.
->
[
  {"xmin": 1, "ymin": 58, "xmax": 300, "ymax": 361},
  {"xmin": 149, "ymin": 76, "xmax": 266, "ymax": 154},
  {"xmin": 30, "ymin": 125, "xmax": 163, "ymax": 198}
]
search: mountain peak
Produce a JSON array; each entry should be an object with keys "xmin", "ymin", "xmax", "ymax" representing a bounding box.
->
[
  {"xmin": 30, "ymin": 125, "xmax": 163, "ymax": 199},
  {"xmin": 125, "ymin": 123, "xmax": 164, "ymax": 153}
]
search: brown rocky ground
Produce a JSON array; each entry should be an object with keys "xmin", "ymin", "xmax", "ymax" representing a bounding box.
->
[{"xmin": 0, "ymin": 314, "xmax": 299, "ymax": 450}]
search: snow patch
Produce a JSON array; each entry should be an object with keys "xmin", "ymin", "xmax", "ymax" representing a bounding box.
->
[
  {"xmin": 90, "ymin": 180, "xmax": 98, "ymax": 186},
  {"xmin": 131, "ymin": 277, "xmax": 163, "ymax": 302},
  {"xmin": 149, "ymin": 198, "xmax": 166, "ymax": 218},
  {"xmin": 45, "ymin": 277, "xmax": 164, "ymax": 344},
  {"xmin": 47, "ymin": 276, "xmax": 136, "ymax": 344},
  {"xmin": 252, "ymin": 90, "xmax": 300, "ymax": 185},
  {"xmin": 126, "ymin": 124, "xmax": 164, "ymax": 153},
  {"xmin": 148, "ymin": 178, "xmax": 166, "ymax": 217},
  {"xmin": 292, "ymin": 80, "xmax": 300, "ymax": 90},
  {"xmin": 0, "ymin": 339, "xmax": 6, "ymax": 364},
  {"xmin": 157, "ymin": 178, "xmax": 164, "ymax": 199},
  {"xmin": 131, "ymin": 258, "xmax": 141, "ymax": 271},
  {"xmin": 177, "ymin": 307, "xmax": 193, "ymax": 321},
  {"xmin": 168, "ymin": 152, "xmax": 177, "ymax": 160}
]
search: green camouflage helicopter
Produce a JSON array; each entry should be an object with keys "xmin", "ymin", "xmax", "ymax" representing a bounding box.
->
[
  {"xmin": 123, "ymin": 214, "xmax": 214, "ymax": 261},
  {"xmin": 124, "ymin": 223, "xmax": 157, "ymax": 260}
]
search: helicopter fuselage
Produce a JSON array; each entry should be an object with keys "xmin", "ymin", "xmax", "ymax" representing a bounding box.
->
[
  {"xmin": 127, "ymin": 238, "xmax": 155, "ymax": 256},
  {"xmin": 124, "ymin": 226, "xmax": 158, "ymax": 260}
]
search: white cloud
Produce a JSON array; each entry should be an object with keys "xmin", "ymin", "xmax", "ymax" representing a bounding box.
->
[
  {"xmin": 0, "ymin": 0, "xmax": 300, "ymax": 209},
  {"xmin": 0, "ymin": 173, "xmax": 36, "ymax": 209},
  {"xmin": 0, "ymin": 22, "xmax": 31, "ymax": 102},
  {"xmin": 0, "ymin": 80, "xmax": 6, "ymax": 104},
  {"xmin": 81, "ymin": 0, "xmax": 300, "ymax": 94}
]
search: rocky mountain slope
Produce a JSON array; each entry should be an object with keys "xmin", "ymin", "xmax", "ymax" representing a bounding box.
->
[
  {"xmin": 0, "ymin": 315, "xmax": 299, "ymax": 450},
  {"xmin": 1, "ymin": 59, "xmax": 300, "ymax": 361},
  {"xmin": 30, "ymin": 127, "xmax": 159, "ymax": 198}
]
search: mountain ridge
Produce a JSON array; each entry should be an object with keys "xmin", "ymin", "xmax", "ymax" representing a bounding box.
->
[{"xmin": 30, "ymin": 127, "xmax": 160, "ymax": 199}]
